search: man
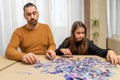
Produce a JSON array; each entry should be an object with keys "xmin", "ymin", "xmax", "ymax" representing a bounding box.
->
[{"xmin": 5, "ymin": 3, "xmax": 56, "ymax": 64}]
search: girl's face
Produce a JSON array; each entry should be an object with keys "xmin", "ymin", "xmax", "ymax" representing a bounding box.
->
[{"xmin": 74, "ymin": 27, "xmax": 85, "ymax": 42}]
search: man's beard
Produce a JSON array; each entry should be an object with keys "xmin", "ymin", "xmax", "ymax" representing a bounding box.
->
[{"xmin": 29, "ymin": 18, "xmax": 37, "ymax": 26}]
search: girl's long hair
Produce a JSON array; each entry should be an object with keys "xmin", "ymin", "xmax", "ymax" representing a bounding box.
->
[{"xmin": 69, "ymin": 21, "xmax": 88, "ymax": 54}]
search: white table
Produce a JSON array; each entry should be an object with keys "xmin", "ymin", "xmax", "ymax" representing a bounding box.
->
[
  {"xmin": 0, "ymin": 55, "xmax": 120, "ymax": 80},
  {"xmin": 0, "ymin": 56, "xmax": 16, "ymax": 71}
]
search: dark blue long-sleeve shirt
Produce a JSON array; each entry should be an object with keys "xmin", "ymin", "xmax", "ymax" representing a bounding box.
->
[{"xmin": 56, "ymin": 37, "xmax": 108, "ymax": 58}]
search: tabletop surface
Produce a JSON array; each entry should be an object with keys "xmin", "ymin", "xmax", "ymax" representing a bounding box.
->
[
  {"xmin": 0, "ymin": 56, "xmax": 16, "ymax": 71},
  {"xmin": 0, "ymin": 55, "xmax": 120, "ymax": 80}
]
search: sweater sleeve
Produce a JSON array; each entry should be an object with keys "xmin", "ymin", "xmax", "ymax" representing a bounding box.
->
[
  {"xmin": 47, "ymin": 25, "xmax": 56, "ymax": 51},
  {"xmin": 88, "ymin": 40, "xmax": 108, "ymax": 58},
  {"xmin": 55, "ymin": 43, "xmax": 64, "ymax": 55},
  {"xmin": 56, "ymin": 37, "xmax": 69, "ymax": 55},
  {"xmin": 5, "ymin": 30, "xmax": 26, "ymax": 61}
]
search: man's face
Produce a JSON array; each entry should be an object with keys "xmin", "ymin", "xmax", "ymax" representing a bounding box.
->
[{"xmin": 24, "ymin": 6, "xmax": 39, "ymax": 26}]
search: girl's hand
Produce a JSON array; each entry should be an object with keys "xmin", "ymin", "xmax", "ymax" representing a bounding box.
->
[
  {"xmin": 60, "ymin": 48, "xmax": 72, "ymax": 55},
  {"xmin": 117, "ymin": 55, "xmax": 120, "ymax": 64},
  {"xmin": 106, "ymin": 50, "xmax": 118, "ymax": 65}
]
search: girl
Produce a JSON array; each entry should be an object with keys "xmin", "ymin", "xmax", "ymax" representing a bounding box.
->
[{"xmin": 56, "ymin": 21, "xmax": 119, "ymax": 65}]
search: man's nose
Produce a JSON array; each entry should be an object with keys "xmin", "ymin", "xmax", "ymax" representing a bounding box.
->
[{"xmin": 31, "ymin": 14, "xmax": 34, "ymax": 18}]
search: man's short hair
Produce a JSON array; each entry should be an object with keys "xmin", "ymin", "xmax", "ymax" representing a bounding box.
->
[{"xmin": 23, "ymin": 2, "xmax": 37, "ymax": 12}]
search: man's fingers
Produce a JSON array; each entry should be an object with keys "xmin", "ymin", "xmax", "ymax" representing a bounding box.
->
[
  {"xmin": 22, "ymin": 53, "xmax": 38, "ymax": 64},
  {"xmin": 27, "ymin": 54, "xmax": 37, "ymax": 64},
  {"xmin": 46, "ymin": 51, "xmax": 56, "ymax": 60},
  {"xmin": 22, "ymin": 57, "xmax": 29, "ymax": 64},
  {"xmin": 46, "ymin": 52, "xmax": 52, "ymax": 60}
]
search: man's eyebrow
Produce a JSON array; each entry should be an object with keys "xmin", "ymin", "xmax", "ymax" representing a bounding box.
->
[{"xmin": 26, "ymin": 11, "xmax": 37, "ymax": 14}]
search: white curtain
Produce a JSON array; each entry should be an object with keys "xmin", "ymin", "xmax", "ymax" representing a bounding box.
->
[
  {"xmin": 107, "ymin": 0, "xmax": 120, "ymax": 37},
  {"xmin": 0, "ymin": 0, "xmax": 84, "ymax": 55}
]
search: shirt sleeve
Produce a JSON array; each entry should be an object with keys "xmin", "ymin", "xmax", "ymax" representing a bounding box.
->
[
  {"xmin": 88, "ymin": 40, "xmax": 108, "ymax": 58},
  {"xmin": 55, "ymin": 37, "xmax": 69, "ymax": 55}
]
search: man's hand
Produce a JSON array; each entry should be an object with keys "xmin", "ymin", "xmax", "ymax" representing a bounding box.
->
[
  {"xmin": 46, "ymin": 50, "xmax": 56, "ymax": 60},
  {"xmin": 22, "ymin": 52, "xmax": 39, "ymax": 64}
]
